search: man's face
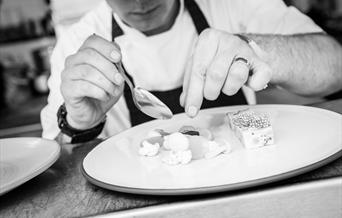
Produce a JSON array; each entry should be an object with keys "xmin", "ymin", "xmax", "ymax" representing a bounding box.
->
[{"xmin": 107, "ymin": 0, "xmax": 177, "ymax": 33}]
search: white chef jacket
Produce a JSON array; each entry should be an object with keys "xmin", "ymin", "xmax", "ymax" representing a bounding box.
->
[{"xmin": 41, "ymin": 0, "xmax": 323, "ymax": 140}]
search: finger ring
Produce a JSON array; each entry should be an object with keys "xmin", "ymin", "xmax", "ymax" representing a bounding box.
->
[{"xmin": 234, "ymin": 56, "xmax": 251, "ymax": 69}]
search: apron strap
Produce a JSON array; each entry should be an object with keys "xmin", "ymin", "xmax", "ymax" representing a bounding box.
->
[
  {"xmin": 111, "ymin": 16, "xmax": 123, "ymax": 40},
  {"xmin": 184, "ymin": 0, "xmax": 209, "ymax": 33}
]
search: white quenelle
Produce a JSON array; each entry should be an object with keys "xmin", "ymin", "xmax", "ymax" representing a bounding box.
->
[
  {"xmin": 162, "ymin": 132, "xmax": 192, "ymax": 165},
  {"xmin": 204, "ymin": 141, "xmax": 226, "ymax": 159},
  {"xmin": 138, "ymin": 140, "xmax": 160, "ymax": 157},
  {"xmin": 215, "ymin": 138, "xmax": 232, "ymax": 154},
  {"xmin": 163, "ymin": 132, "xmax": 190, "ymax": 151},
  {"xmin": 162, "ymin": 150, "xmax": 192, "ymax": 165}
]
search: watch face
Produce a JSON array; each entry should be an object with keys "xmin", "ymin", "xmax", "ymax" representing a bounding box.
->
[{"xmin": 57, "ymin": 104, "xmax": 74, "ymax": 137}]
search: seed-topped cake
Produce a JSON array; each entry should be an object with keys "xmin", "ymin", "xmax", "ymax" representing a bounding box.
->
[{"xmin": 227, "ymin": 109, "xmax": 274, "ymax": 149}]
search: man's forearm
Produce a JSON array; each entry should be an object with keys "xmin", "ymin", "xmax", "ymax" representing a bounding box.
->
[{"xmin": 248, "ymin": 33, "xmax": 342, "ymax": 97}]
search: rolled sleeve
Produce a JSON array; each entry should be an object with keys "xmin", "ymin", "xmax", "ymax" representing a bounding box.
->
[{"xmin": 40, "ymin": 29, "xmax": 79, "ymax": 139}]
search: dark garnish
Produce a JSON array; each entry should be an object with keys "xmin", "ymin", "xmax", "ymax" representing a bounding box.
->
[{"xmin": 181, "ymin": 130, "xmax": 200, "ymax": 136}]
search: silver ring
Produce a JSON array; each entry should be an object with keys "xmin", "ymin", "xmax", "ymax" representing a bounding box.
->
[{"xmin": 234, "ymin": 56, "xmax": 251, "ymax": 69}]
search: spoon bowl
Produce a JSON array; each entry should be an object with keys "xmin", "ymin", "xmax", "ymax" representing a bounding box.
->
[
  {"xmin": 133, "ymin": 87, "xmax": 173, "ymax": 119},
  {"xmin": 115, "ymin": 62, "xmax": 173, "ymax": 120}
]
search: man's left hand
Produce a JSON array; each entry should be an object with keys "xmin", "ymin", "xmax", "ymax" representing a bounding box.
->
[{"xmin": 180, "ymin": 29, "xmax": 272, "ymax": 117}]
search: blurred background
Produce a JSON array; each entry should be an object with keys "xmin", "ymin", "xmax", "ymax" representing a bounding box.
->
[{"xmin": 0, "ymin": 0, "xmax": 341, "ymax": 138}]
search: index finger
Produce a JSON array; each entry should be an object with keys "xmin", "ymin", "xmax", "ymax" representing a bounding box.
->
[
  {"xmin": 184, "ymin": 29, "xmax": 219, "ymax": 117},
  {"xmin": 80, "ymin": 34, "xmax": 121, "ymax": 63}
]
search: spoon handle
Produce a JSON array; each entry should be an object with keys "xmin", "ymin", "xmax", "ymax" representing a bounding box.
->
[
  {"xmin": 114, "ymin": 62, "xmax": 134, "ymax": 91},
  {"xmin": 114, "ymin": 62, "xmax": 142, "ymax": 108}
]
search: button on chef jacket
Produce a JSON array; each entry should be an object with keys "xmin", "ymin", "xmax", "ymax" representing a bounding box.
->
[{"xmin": 41, "ymin": 0, "xmax": 323, "ymax": 140}]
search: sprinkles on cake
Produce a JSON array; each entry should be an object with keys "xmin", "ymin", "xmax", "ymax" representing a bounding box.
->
[{"xmin": 230, "ymin": 109, "xmax": 271, "ymax": 129}]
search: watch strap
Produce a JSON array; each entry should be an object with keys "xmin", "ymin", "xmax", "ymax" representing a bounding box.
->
[{"xmin": 57, "ymin": 104, "xmax": 105, "ymax": 144}]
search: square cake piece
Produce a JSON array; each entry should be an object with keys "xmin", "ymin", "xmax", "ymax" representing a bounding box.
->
[{"xmin": 227, "ymin": 109, "xmax": 274, "ymax": 149}]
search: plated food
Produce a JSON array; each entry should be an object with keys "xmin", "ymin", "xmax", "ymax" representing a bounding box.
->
[
  {"xmin": 83, "ymin": 104, "xmax": 342, "ymax": 195},
  {"xmin": 139, "ymin": 126, "xmax": 231, "ymax": 165},
  {"xmin": 139, "ymin": 109, "xmax": 274, "ymax": 165}
]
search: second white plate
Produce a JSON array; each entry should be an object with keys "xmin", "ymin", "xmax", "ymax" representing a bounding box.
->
[{"xmin": 0, "ymin": 137, "xmax": 60, "ymax": 195}]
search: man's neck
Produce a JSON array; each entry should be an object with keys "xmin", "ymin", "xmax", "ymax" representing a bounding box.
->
[{"xmin": 143, "ymin": 0, "xmax": 180, "ymax": 36}]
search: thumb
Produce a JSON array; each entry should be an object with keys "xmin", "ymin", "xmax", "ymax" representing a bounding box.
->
[{"xmin": 247, "ymin": 57, "xmax": 272, "ymax": 91}]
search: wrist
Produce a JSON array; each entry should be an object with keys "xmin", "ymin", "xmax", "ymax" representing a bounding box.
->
[
  {"xmin": 236, "ymin": 33, "xmax": 282, "ymax": 85},
  {"xmin": 66, "ymin": 114, "xmax": 104, "ymax": 130},
  {"xmin": 243, "ymin": 34, "xmax": 289, "ymax": 85},
  {"xmin": 64, "ymin": 103, "xmax": 105, "ymax": 130},
  {"xmin": 57, "ymin": 103, "xmax": 106, "ymax": 144}
]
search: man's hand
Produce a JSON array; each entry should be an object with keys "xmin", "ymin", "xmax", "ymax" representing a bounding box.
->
[
  {"xmin": 60, "ymin": 34, "xmax": 124, "ymax": 130},
  {"xmin": 180, "ymin": 29, "xmax": 272, "ymax": 117}
]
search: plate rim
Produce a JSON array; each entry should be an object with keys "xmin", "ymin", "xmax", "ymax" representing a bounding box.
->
[
  {"xmin": 0, "ymin": 137, "xmax": 61, "ymax": 195},
  {"xmin": 81, "ymin": 104, "xmax": 342, "ymax": 195},
  {"xmin": 81, "ymin": 150, "xmax": 342, "ymax": 196}
]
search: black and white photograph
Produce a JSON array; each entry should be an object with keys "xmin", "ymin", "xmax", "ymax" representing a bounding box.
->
[{"xmin": 0, "ymin": 0, "xmax": 341, "ymax": 217}]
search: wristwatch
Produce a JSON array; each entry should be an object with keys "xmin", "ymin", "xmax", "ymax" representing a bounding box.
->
[{"xmin": 57, "ymin": 103, "xmax": 105, "ymax": 144}]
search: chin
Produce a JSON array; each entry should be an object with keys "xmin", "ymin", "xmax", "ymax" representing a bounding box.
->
[
  {"xmin": 128, "ymin": 16, "xmax": 166, "ymax": 33},
  {"xmin": 137, "ymin": 22, "xmax": 163, "ymax": 33}
]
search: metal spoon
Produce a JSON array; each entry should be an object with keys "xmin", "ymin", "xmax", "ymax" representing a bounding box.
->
[{"xmin": 115, "ymin": 62, "xmax": 173, "ymax": 120}]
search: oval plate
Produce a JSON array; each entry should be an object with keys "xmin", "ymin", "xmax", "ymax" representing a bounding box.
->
[{"xmin": 82, "ymin": 105, "xmax": 342, "ymax": 195}]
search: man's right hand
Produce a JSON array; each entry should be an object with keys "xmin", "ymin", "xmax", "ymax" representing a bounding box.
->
[{"xmin": 60, "ymin": 34, "xmax": 124, "ymax": 130}]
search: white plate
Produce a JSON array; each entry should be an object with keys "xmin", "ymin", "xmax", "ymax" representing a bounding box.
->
[
  {"xmin": 82, "ymin": 105, "xmax": 342, "ymax": 195},
  {"xmin": 0, "ymin": 137, "xmax": 60, "ymax": 195}
]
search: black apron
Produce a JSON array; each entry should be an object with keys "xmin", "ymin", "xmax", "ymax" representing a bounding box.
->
[{"xmin": 112, "ymin": 0, "xmax": 247, "ymax": 126}]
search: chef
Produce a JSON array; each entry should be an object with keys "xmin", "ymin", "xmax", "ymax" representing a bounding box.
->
[{"xmin": 41, "ymin": 0, "xmax": 342, "ymax": 143}]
